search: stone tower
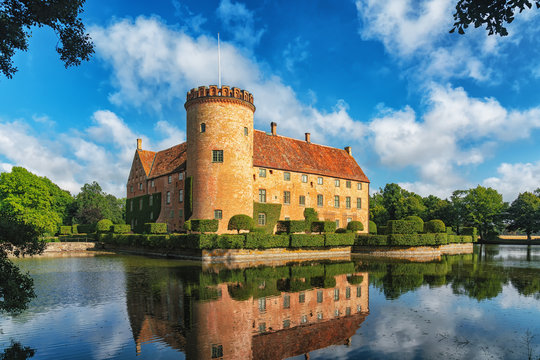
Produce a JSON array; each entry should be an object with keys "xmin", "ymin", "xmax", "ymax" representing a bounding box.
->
[{"xmin": 184, "ymin": 85, "xmax": 255, "ymax": 233}]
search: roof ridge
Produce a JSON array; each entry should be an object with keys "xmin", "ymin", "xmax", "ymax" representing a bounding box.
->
[{"xmin": 252, "ymin": 129, "xmax": 348, "ymax": 152}]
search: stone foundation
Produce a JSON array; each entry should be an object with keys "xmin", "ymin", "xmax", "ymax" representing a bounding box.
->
[{"xmin": 352, "ymin": 243, "xmax": 474, "ymax": 262}]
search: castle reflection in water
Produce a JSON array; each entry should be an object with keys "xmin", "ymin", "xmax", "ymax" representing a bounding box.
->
[{"xmin": 126, "ymin": 261, "xmax": 369, "ymax": 359}]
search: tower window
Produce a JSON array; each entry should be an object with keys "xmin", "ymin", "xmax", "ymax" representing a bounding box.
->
[
  {"xmin": 200, "ymin": 123, "xmax": 206, "ymax": 133},
  {"xmin": 212, "ymin": 150, "xmax": 223, "ymax": 163},
  {"xmin": 214, "ymin": 209, "xmax": 222, "ymax": 219},
  {"xmin": 244, "ymin": 127, "xmax": 248, "ymax": 136},
  {"xmin": 211, "ymin": 345, "xmax": 223, "ymax": 359}
]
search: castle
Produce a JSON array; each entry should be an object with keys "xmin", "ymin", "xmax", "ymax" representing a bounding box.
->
[{"xmin": 126, "ymin": 85, "xmax": 369, "ymax": 233}]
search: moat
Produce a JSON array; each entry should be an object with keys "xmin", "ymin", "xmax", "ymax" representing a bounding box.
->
[{"xmin": 1, "ymin": 244, "xmax": 539, "ymax": 359}]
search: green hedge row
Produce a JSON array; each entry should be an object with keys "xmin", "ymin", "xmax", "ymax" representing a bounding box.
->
[
  {"xmin": 144, "ymin": 222, "xmax": 167, "ymax": 234},
  {"xmin": 325, "ymin": 232, "xmax": 355, "ymax": 246},
  {"xmin": 356, "ymin": 233, "xmax": 473, "ymax": 246},
  {"xmin": 244, "ymin": 233, "xmax": 289, "ymax": 249},
  {"xmin": 290, "ymin": 234, "xmax": 325, "ymax": 247},
  {"xmin": 387, "ymin": 220, "xmax": 418, "ymax": 234},
  {"xmin": 276, "ymin": 220, "xmax": 306, "ymax": 234},
  {"xmin": 311, "ymin": 221, "xmax": 337, "ymax": 233},
  {"xmin": 191, "ymin": 219, "xmax": 219, "ymax": 233},
  {"xmin": 356, "ymin": 235, "xmax": 389, "ymax": 246}
]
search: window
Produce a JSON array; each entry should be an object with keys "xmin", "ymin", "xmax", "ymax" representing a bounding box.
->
[
  {"xmin": 244, "ymin": 127, "xmax": 248, "ymax": 136},
  {"xmin": 346, "ymin": 196, "xmax": 351, "ymax": 209},
  {"xmin": 346, "ymin": 180, "xmax": 351, "ymax": 188},
  {"xmin": 334, "ymin": 288, "xmax": 340, "ymax": 301},
  {"xmin": 356, "ymin": 197, "xmax": 362, "ymax": 209},
  {"xmin": 317, "ymin": 290, "xmax": 323, "ymax": 303},
  {"xmin": 301, "ymin": 315, "xmax": 308, "ymax": 324},
  {"xmin": 283, "ymin": 319, "xmax": 290, "ymax": 328},
  {"xmin": 285, "ymin": 217, "xmax": 290, "ymax": 220},
  {"xmin": 259, "ymin": 322, "xmax": 266, "ymax": 333},
  {"xmin": 284, "ymin": 172, "xmax": 290, "ymax": 181},
  {"xmin": 258, "ymin": 298, "xmax": 266, "ymax": 312},
  {"xmin": 169, "ymin": 210, "xmax": 174, "ymax": 218},
  {"xmin": 179, "ymin": 172, "xmax": 184, "ymax": 180},
  {"xmin": 179, "ymin": 189, "xmax": 184, "ymax": 202},
  {"xmin": 283, "ymin": 294, "xmax": 290, "ymax": 309},
  {"xmin": 356, "ymin": 285, "xmax": 363, "ymax": 298},
  {"xmin": 130, "ymin": 185, "xmax": 133, "ymax": 193},
  {"xmin": 258, "ymin": 213, "xmax": 266, "ymax": 226},
  {"xmin": 149, "ymin": 196, "xmax": 153, "ymax": 206},
  {"xmin": 335, "ymin": 179, "xmax": 340, "ymax": 187},
  {"xmin": 200, "ymin": 123, "xmax": 206, "ymax": 133},
  {"xmin": 214, "ymin": 210, "xmax": 222, "ymax": 220},
  {"xmin": 334, "ymin": 309, "xmax": 340, "ymax": 317},
  {"xmin": 179, "ymin": 209, "xmax": 183, "ymax": 218},
  {"xmin": 211, "ymin": 345, "xmax": 223, "ymax": 359},
  {"xmin": 336, "ymin": 219, "xmax": 340, "ymax": 228},
  {"xmin": 259, "ymin": 168, "xmax": 266, "ymax": 177},
  {"xmin": 259, "ymin": 189, "xmax": 266, "ymax": 203},
  {"xmin": 346, "ymin": 287, "xmax": 351, "ymax": 299},
  {"xmin": 357, "ymin": 304, "xmax": 362, "ymax": 313},
  {"xmin": 317, "ymin": 177, "xmax": 323, "ymax": 185},
  {"xmin": 317, "ymin": 194, "xmax": 323, "ymax": 207},
  {"xmin": 317, "ymin": 312, "xmax": 323, "ymax": 320},
  {"xmin": 357, "ymin": 182, "xmax": 362, "ymax": 190},
  {"xmin": 212, "ymin": 150, "xmax": 223, "ymax": 163},
  {"xmin": 139, "ymin": 199, "xmax": 143, "ymax": 210},
  {"xmin": 334, "ymin": 195, "xmax": 340, "ymax": 208},
  {"xmin": 283, "ymin": 191, "xmax": 290, "ymax": 205},
  {"xmin": 299, "ymin": 195, "xmax": 305, "ymax": 206},
  {"xmin": 301, "ymin": 174, "xmax": 308, "ymax": 183},
  {"xmin": 130, "ymin": 200, "xmax": 133, "ymax": 211},
  {"xmin": 347, "ymin": 218, "xmax": 352, "ymax": 224},
  {"xmin": 151, "ymin": 180, "xmax": 155, "ymax": 187},
  {"xmin": 166, "ymin": 191, "xmax": 171, "ymax": 204},
  {"xmin": 168, "ymin": 175, "xmax": 172, "ymax": 184},
  {"xmin": 150, "ymin": 211, "xmax": 154, "ymax": 219},
  {"xmin": 346, "ymin": 307, "xmax": 351, "ymax": 316},
  {"xmin": 299, "ymin": 292, "xmax": 305, "ymax": 303},
  {"xmin": 139, "ymin": 182, "xmax": 143, "ymax": 190}
]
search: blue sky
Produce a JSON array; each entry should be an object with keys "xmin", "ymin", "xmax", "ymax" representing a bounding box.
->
[{"xmin": 1, "ymin": 0, "xmax": 539, "ymax": 201}]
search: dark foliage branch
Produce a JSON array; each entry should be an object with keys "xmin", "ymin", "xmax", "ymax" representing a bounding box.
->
[
  {"xmin": 451, "ymin": 0, "xmax": 540, "ymax": 36},
  {"xmin": 0, "ymin": 0, "xmax": 94, "ymax": 78}
]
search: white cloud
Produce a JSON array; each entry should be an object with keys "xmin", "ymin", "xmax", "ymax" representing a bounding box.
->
[
  {"xmin": 0, "ymin": 162, "xmax": 13, "ymax": 172},
  {"xmin": 483, "ymin": 161, "xmax": 540, "ymax": 201},
  {"xmin": 283, "ymin": 37, "xmax": 310, "ymax": 72},
  {"xmin": 369, "ymin": 84, "xmax": 540, "ymax": 198},
  {"xmin": 216, "ymin": 0, "xmax": 265, "ymax": 50},
  {"xmin": 155, "ymin": 120, "xmax": 186, "ymax": 149}
]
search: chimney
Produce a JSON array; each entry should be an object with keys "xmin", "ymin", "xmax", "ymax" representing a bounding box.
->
[
  {"xmin": 305, "ymin": 133, "xmax": 311, "ymax": 143},
  {"xmin": 345, "ymin": 146, "xmax": 352, "ymax": 155},
  {"xmin": 271, "ymin": 122, "xmax": 277, "ymax": 136},
  {"xmin": 137, "ymin": 138, "xmax": 142, "ymax": 150}
]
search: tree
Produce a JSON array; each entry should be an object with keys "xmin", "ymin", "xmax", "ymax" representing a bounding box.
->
[
  {"xmin": 0, "ymin": 0, "xmax": 94, "ymax": 78},
  {"xmin": 227, "ymin": 214, "xmax": 254, "ymax": 233},
  {"xmin": 72, "ymin": 182, "xmax": 124, "ymax": 224},
  {"xmin": 451, "ymin": 0, "xmax": 540, "ymax": 36},
  {"xmin": 462, "ymin": 186, "xmax": 506, "ymax": 241},
  {"xmin": 506, "ymin": 192, "xmax": 540, "ymax": 240},
  {"xmin": 0, "ymin": 167, "xmax": 72, "ymax": 312}
]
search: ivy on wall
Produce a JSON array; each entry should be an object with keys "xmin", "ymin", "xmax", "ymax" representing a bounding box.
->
[
  {"xmin": 126, "ymin": 193, "xmax": 162, "ymax": 233},
  {"xmin": 184, "ymin": 176, "xmax": 193, "ymax": 220},
  {"xmin": 253, "ymin": 202, "xmax": 282, "ymax": 234}
]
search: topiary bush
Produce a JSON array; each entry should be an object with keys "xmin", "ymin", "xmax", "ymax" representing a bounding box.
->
[
  {"xmin": 424, "ymin": 219, "xmax": 446, "ymax": 233},
  {"xmin": 227, "ymin": 214, "xmax": 254, "ymax": 233},
  {"xmin": 335, "ymin": 228, "xmax": 348, "ymax": 233},
  {"xmin": 112, "ymin": 224, "xmax": 131, "ymax": 234},
  {"xmin": 303, "ymin": 208, "xmax": 319, "ymax": 232},
  {"xmin": 355, "ymin": 235, "xmax": 388, "ymax": 246},
  {"xmin": 387, "ymin": 220, "xmax": 417, "ymax": 234},
  {"xmin": 347, "ymin": 221, "xmax": 364, "ymax": 232},
  {"xmin": 144, "ymin": 223, "xmax": 167, "ymax": 234},
  {"xmin": 191, "ymin": 219, "xmax": 219, "ymax": 233},
  {"xmin": 311, "ymin": 221, "xmax": 337, "ymax": 234},
  {"xmin": 59, "ymin": 226, "xmax": 72, "ymax": 235},
  {"xmin": 96, "ymin": 219, "xmax": 113, "ymax": 233},
  {"xmin": 71, "ymin": 225, "xmax": 78, "ymax": 234},
  {"xmin": 183, "ymin": 220, "xmax": 192, "ymax": 231},
  {"xmin": 369, "ymin": 221, "xmax": 377, "ymax": 234},
  {"xmin": 405, "ymin": 216, "xmax": 424, "ymax": 233}
]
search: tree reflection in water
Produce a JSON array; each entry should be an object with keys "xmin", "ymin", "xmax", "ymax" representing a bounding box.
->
[{"xmin": 0, "ymin": 340, "xmax": 35, "ymax": 360}]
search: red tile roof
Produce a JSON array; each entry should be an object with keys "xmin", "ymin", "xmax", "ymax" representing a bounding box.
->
[
  {"xmin": 136, "ymin": 150, "xmax": 156, "ymax": 176},
  {"xmin": 253, "ymin": 130, "xmax": 369, "ymax": 182},
  {"xmin": 148, "ymin": 142, "xmax": 187, "ymax": 179}
]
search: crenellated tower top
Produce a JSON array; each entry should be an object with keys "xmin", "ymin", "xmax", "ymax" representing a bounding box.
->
[{"xmin": 184, "ymin": 85, "xmax": 255, "ymax": 112}]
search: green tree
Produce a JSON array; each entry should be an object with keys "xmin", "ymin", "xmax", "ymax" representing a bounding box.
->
[
  {"xmin": 451, "ymin": 0, "xmax": 540, "ymax": 36},
  {"xmin": 72, "ymin": 182, "xmax": 124, "ymax": 224},
  {"xmin": 506, "ymin": 192, "xmax": 540, "ymax": 240},
  {"xmin": 0, "ymin": 0, "xmax": 94, "ymax": 78},
  {"xmin": 227, "ymin": 214, "xmax": 254, "ymax": 233},
  {"xmin": 370, "ymin": 192, "xmax": 389, "ymax": 227},
  {"xmin": 462, "ymin": 186, "xmax": 506, "ymax": 241},
  {"xmin": 0, "ymin": 167, "xmax": 73, "ymax": 312}
]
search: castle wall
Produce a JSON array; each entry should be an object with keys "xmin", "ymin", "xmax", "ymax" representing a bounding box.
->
[
  {"xmin": 153, "ymin": 172, "xmax": 185, "ymax": 232},
  {"xmin": 126, "ymin": 152, "xmax": 149, "ymax": 198},
  {"xmin": 253, "ymin": 167, "xmax": 369, "ymax": 232}
]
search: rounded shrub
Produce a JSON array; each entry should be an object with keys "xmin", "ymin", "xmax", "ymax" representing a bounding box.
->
[
  {"xmin": 405, "ymin": 216, "xmax": 424, "ymax": 233},
  {"xmin": 424, "ymin": 219, "xmax": 446, "ymax": 233},
  {"xmin": 96, "ymin": 219, "xmax": 113, "ymax": 233},
  {"xmin": 369, "ymin": 221, "xmax": 377, "ymax": 234},
  {"xmin": 335, "ymin": 228, "xmax": 348, "ymax": 233},
  {"xmin": 347, "ymin": 221, "xmax": 364, "ymax": 232},
  {"xmin": 228, "ymin": 214, "xmax": 255, "ymax": 233}
]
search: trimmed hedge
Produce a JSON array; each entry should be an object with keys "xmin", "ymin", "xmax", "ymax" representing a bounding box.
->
[
  {"xmin": 387, "ymin": 220, "xmax": 417, "ymax": 234},
  {"xmin": 244, "ymin": 233, "xmax": 289, "ymax": 249},
  {"xmin": 347, "ymin": 221, "xmax": 364, "ymax": 232},
  {"xmin": 112, "ymin": 224, "xmax": 131, "ymax": 234},
  {"xmin": 325, "ymin": 262, "xmax": 355, "ymax": 276},
  {"xmin": 77, "ymin": 223, "xmax": 95, "ymax": 234},
  {"xmin": 144, "ymin": 223, "xmax": 167, "ymax": 234},
  {"xmin": 311, "ymin": 221, "xmax": 337, "ymax": 234},
  {"xmin": 291, "ymin": 264, "xmax": 325, "ymax": 279},
  {"xmin": 276, "ymin": 220, "xmax": 306, "ymax": 234},
  {"xmin": 216, "ymin": 234, "xmax": 245, "ymax": 249},
  {"xmin": 59, "ymin": 226, "xmax": 72, "ymax": 235},
  {"xmin": 335, "ymin": 228, "xmax": 348, "ymax": 233},
  {"xmin": 355, "ymin": 235, "xmax": 389, "ymax": 246},
  {"xmin": 325, "ymin": 233, "xmax": 355, "ymax": 246},
  {"xmin": 303, "ymin": 208, "xmax": 319, "ymax": 232},
  {"xmin": 71, "ymin": 225, "xmax": 78, "ymax": 234},
  {"xmin": 461, "ymin": 227, "xmax": 478, "ymax": 240},
  {"xmin": 405, "ymin": 216, "xmax": 424, "ymax": 233},
  {"xmin": 191, "ymin": 219, "xmax": 219, "ymax": 233},
  {"xmin": 369, "ymin": 221, "xmax": 377, "ymax": 235},
  {"xmin": 96, "ymin": 219, "xmax": 113, "ymax": 233},
  {"xmin": 290, "ymin": 234, "xmax": 325, "ymax": 247},
  {"xmin": 378, "ymin": 225, "xmax": 387, "ymax": 235},
  {"xmin": 424, "ymin": 219, "xmax": 446, "ymax": 233},
  {"xmin": 228, "ymin": 215, "xmax": 254, "ymax": 233}
]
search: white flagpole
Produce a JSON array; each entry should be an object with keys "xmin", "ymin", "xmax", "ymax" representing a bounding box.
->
[{"xmin": 218, "ymin": 33, "xmax": 221, "ymax": 88}]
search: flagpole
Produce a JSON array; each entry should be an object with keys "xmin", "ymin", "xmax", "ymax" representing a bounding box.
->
[{"xmin": 218, "ymin": 33, "xmax": 221, "ymax": 88}]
